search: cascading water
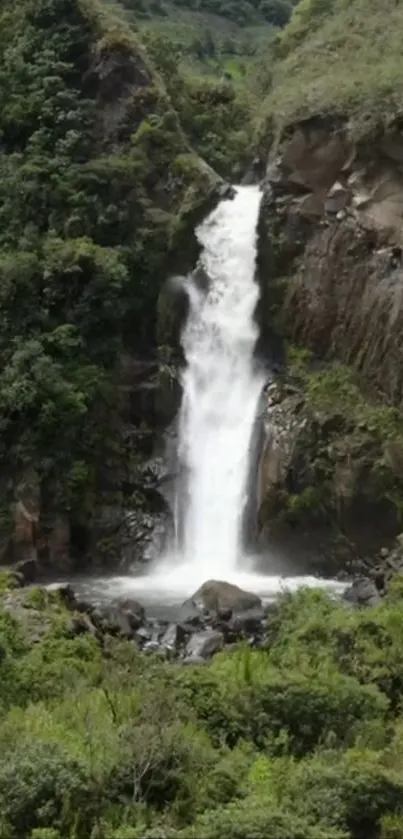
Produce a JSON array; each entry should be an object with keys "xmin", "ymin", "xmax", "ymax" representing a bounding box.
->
[
  {"xmin": 173, "ymin": 185, "xmax": 264, "ymax": 577},
  {"xmin": 71, "ymin": 185, "xmax": 347, "ymax": 609}
]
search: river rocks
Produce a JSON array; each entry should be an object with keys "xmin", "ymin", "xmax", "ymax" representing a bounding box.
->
[
  {"xmin": 184, "ymin": 579, "xmax": 262, "ymax": 616},
  {"xmin": 185, "ymin": 629, "xmax": 225, "ymax": 660},
  {"xmin": 343, "ymin": 577, "xmax": 382, "ymax": 608},
  {"xmin": 228, "ymin": 606, "xmax": 266, "ymax": 636},
  {"xmin": 13, "ymin": 557, "xmax": 38, "ymax": 585},
  {"xmin": 91, "ymin": 598, "xmax": 145, "ymax": 637},
  {"xmin": 160, "ymin": 622, "xmax": 187, "ymax": 651}
]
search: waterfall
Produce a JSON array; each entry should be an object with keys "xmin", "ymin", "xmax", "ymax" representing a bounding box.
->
[
  {"xmin": 173, "ymin": 185, "xmax": 264, "ymax": 577},
  {"xmin": 71, "ymin": 185, "xmax": 348, "ymax": 608}
]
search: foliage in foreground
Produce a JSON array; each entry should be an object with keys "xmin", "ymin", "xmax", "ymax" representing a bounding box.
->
[{"xmin": 3, "ymin": 586, "xmax": 403, "ymax": 836}]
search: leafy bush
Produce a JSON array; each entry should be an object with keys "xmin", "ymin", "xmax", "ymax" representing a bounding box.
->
[{"xmin": 2, "ymin": 587, "xmax": 403, "ymax": 835}]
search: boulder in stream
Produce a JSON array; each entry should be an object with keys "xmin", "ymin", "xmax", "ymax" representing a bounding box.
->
[
  {"xmin": 183, "ymin": 579, "xmax": 262, "ymax": 617},
  {"xmin": 91, "ymin": 598, "xmax": 145, "ymax": 637},
  {"xmin": 184, "ymin": 629, "xmax": 224, "ymax": 661}
]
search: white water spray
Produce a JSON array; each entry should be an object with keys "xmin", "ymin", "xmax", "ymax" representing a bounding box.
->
[{"xmin": 174, "ymin": 185, "xmax": 264, "ymax": 576}]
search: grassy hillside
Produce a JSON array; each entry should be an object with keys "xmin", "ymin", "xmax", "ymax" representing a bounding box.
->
[
  {"xmin": 120, "ymin": 0, "xmax": 299, "ymax": 84},
  {"xmin": 262, "ymin": 0, "xmax": 403, "ymax": 136}
]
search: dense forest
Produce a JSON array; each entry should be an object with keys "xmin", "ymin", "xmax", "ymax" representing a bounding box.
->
[{"xmin": 3, "ymin": 0, "xmax": 403, "ymax": 837}]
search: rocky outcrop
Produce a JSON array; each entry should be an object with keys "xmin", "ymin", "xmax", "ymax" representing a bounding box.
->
[
  {"xmin": 259, "ymin": 118, "xmax": 403, "ymax": 404},
  {"xmin": 256, "ymin": 377, "xmax": 403, "ymax": 570},
  {"xmin": 256, "ymin": 118, "xmax": 403, "ymax": 565}
]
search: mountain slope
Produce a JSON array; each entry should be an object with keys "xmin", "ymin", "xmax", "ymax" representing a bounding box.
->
[
  {"xmin": 263, "ymin": 0, "xmax": 403, "ymax": 136},
  {"xmin": 256, "ymin": 0, "xmax": 403, "ymax": 560},
  {"xmin": 0, "ymin": 0, "xmax": 222, "ymax": 567}
]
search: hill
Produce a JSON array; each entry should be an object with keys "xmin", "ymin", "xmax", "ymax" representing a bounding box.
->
[
  {"xmin": 261, "ymin": 0, "xmax": 403, "ymax": 138},
  {"xmin": 256, "ymin": 0, "xmax": 403, "ymax": 562},
  {"xmin": 0, "ymin": 0, "xmax": 224, "ymax": 569}
]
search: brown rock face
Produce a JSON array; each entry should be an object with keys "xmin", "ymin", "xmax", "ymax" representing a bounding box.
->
[{"xmin": 260, "ymin": 118, "xmax": 403, "ymax": 406}]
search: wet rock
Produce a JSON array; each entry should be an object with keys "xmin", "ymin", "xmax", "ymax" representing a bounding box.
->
[
  {"xmin": 264, "ymin": 160, "xmax": 287, "ymax": 192},
  {"xmin": 183, "ymin": 655, "xmax": 209, "ymax": 666},
  {"xmin": 91, "ymin": 606, "xmax": 132, "ymax": 638},
  {"xmin": 185, "ymin": 629, "xmax": 224, "ymax": 660},
  {"xmin": 160, "ymin": 622, "xmax": 187, "ymax": 650},
  {"xmin": 184, "ymin": 580, "xmax": 262, "ymax": 616},
  {"xmin": 115, "ymin": 598, "xmax": 145, "ymax": 629},
  {"xmin": 91, "ymin": 599, "xmax": 145, "ymax": 638},
  {"xmin": 325, "ymin": 181, "xmax": 350, "ymax": 214},
  {"xmin": 217, "ymin": 607, "xmax": 233, "ymax": 621},
  {"xmin": 135, "ymin": 626, "xmax": 152, "ymax": 645},
  {"xmin": 218, "ymin": 183, "xmax": 236, "ymax": 201},
  {"xmin": 228, "ymin": 607, "xmax": 266, "ymax": 637},
  {"xmin": 176, "ymin": 601, "xmax": 203, "ymax": 626},
  {"xmin": 14, "ymin": 557, "xmax": 37, "ymax": 585},
  {"xmin": 343, "ymin": 577, "xmax": 382, "ymax": 607},
  {"xmin": 298, "ymin": 193, "xmax": 324, "ymax": 219}
]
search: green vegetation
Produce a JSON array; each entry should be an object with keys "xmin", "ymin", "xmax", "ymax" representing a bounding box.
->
[
  {"xmin": 280, "ymin": 351, "xmax": 403, "ymax": 531},
  {"xmin": 0, "ymin": 0, "xmax": 219, "ymax": 535},
  {"xmin": 143, "ymin": 34, "xmax": 254, "ymax": 176},
  {"xmin": 132, "ymin": 0, "xmax": 296, "ymax": 27},
  {"xmin": 3, "ymin": 585, "xmax": 403, "ymax": 836},
  {"xmin": 261, "ymin": 0, "xmax": 403, "ymax": 136}
]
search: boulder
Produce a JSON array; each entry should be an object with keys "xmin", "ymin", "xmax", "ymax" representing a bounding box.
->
[
  {"xmin": 65, "ymin": 614, "xmax": 98, "ymax": 638},
  {"xmin": 91, "ymin": 598, "xmax": 145, "ymax": 638},
  {"xmin": 14, "ymin": 557, "xmax": 37, "ymax": 585},
  {"xmin": 185, "ymin": 629, "xmax": 224, "ymax": 660},
  {"xmin": 218, "ymin": 183, "xmax": 236, "ymax": 201},
  {"xmin": 343, "ymin": 577, "xmax": 382, "ymax": 607},
  {"xmin": 184, "ymin": 580, "xmax": 262, "ymax": 616},
  {"xmin": 115, "ymin": 598, "xmax": 145, "ymax": 629},
  {"xmin": 228, "ymin": 607, "xmax": 266, "ymax": 637},
  {"xmin": 160, "ymin": 623, "xmax": 187, "ymax": 651},
  {"xmin": 175, "ymin": 600, "xmax": 203, "ymax": 625},
  {"xmin": 135, "ymin": 626, "xmax": 152, "ymax": 644}
]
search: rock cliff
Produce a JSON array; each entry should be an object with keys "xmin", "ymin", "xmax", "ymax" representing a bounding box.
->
[{"xmin": 257, "ymin": 118, "xmax": 403, "ymax": 565}]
